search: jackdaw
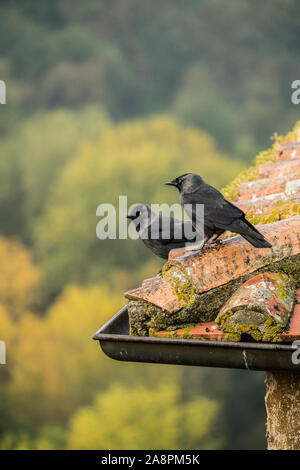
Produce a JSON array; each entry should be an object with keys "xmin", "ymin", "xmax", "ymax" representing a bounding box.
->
[
  {"xmin": 165, "ymin": 173, "xmax": 272, "ymax": 250},
  {"xmin": 127, "ymin": 204, "xmax": 197, "ymax": 260}
]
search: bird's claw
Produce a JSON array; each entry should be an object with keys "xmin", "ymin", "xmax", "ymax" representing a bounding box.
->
[{"xmin": 208, "ymin": 239, "xmax": 222, "ymax": 249}]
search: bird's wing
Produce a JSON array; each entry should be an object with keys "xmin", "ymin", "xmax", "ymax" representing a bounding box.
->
[{"xmin": 183, "ymin": 185, "xmax": 244, "ymax": 229}]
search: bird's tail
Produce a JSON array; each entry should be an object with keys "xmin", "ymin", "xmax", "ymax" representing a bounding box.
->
[
  {"xmin": 241, "ymin": 218, "xmax": 272, "ymax": 248},
  {"xmin": 242, "ymin": 233, "xmax": 272, "ymax": 248},
  {"xmin": 228, "ymin": 218, "xmax": 272, "ymax": 248}
]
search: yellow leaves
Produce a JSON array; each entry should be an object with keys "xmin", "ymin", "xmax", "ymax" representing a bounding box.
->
[
  {"xmin": 3, "ymin": 279, "xmax": 221, "ymax": 450},
  {"xmin": 67, "ymin": 383, "xmax": 221, "ymax": 450},
  {"xmin": 0, "ymin": 114, "xmax": 234, "ymax": 449},
  {"xmin": 0, "ymin": 237, "xmax": 40, "ymax": 318},
  {"xmin": 7, "ymin": 284, "xmax": 123, "ymax": 423},
  {"xmin": 0, "ymin": 302, "xmax": 13, "ymax": 379},
  {"xmin": 0, "ymin": 302, "xmax": 13, "ymax": 344},
  {"xmin": 179, "ymin": 398, "xmax": 222, "ymax": 450}
]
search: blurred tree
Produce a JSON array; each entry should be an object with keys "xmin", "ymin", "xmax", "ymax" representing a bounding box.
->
[
  {"xmin": 0, "ymin": 0, "xmax": 299, "ymax": 151},
  {"xmin": 181, "ymin": 366, "xmax": 266, "ymax": 450},
  {"xmin": 38, "ymin": 43, "xmax": 134, "ymax": 116},
  {"xmin": 0, "ymin": 106, "xmax": 111, "ymax": 238},
  {"xmin": 5, "ymin": 283, "xmax": 179, "ymax": 429},
  {"xmin": 0, "ymin": 0, "xmax": 299, "ymax": 451},
  {"xmin": 7, "ymin": 285, "xmax": 122, "ymax": 424},
  {"xmin": 0, "ymin": 301, "xmax": 14, "ymax": 347},
  {"xmin": 0, "ymin": 426, "xmax": 67, "ymax": 450},
  {"xmin": 0, "ymin": 303, "xmax": 15, "ymax": 438},
  {"xmin": 0, "ymin": 138, "xmax": 24, "ymax": 237},
  {"xmin": 0, "ymin": 237, "xmax": 40, "ymax": 318},
  {"xmin": 34, "ymin": 116, "xmax": 244, "ymax": 300},
  {"xmin": 172, "ymin": 64, "xmax": 242, "ymax": 155},
  {"xmin": 67, "ymin": 383, "xmax": 221, "ymax": 450}
]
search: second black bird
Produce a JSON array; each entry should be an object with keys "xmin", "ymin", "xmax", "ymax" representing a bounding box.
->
[{"xmin": 127, "ymin": 204, "xmax": 197, "ymax": 260}]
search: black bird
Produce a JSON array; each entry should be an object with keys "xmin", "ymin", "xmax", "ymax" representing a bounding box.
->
[
  {"xmin": 165, "ymin": 173, "xmax": 272, "ymax": 250},
  {"xmin": 127, "ymin": 204, "xmax": 197, "ymax": 260}
]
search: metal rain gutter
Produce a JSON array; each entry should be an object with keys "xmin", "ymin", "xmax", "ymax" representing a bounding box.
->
[{"xmin": 93, "ymin": 306, "xmax": 300, "ymax": 371}]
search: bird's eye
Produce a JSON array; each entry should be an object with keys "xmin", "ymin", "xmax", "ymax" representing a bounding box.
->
[{"xmin": 136, "ymin": 211, "xmax": 140, "ymax": 217}]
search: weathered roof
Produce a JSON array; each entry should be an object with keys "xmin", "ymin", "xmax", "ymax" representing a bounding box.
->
[
  {"xmin": 236, "ymin": 142, "xmax": 300, "ymax": 216},
  {"xmin": 126, "ymin": 216, "xmax": 299, "ymax": 313},
  {"xmin": 125, "ymin": 126, "xmax": 300, "ymax": 342}
]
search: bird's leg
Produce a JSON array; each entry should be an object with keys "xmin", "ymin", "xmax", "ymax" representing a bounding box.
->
[
  {"xmin": 209, "ymin": 233, "xmax": 219, "ymax": 242},
  {"xmin": 184, "ymin": 235, "xmax": 208, "ymax": 252},
  {"xmin": 187, "ymin": 233, "xmax": 223, "ymax": 253},
  {"xmin": 207, "ymin": 233, "xmax": 223, "ymax": 247}
]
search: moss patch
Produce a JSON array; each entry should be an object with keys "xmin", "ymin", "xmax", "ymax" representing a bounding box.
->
[
  {"xmin": 128, "ymin": 254, "xmax": 299, "ymax": 336},
  {"xmin": 247, "ymin": 200, "xmax": 300, "ymax": 226},
  {"xmin": 215, "ymin": 273, "xmax": 296, "ymax": 343},
  {"xmin": 162, "ymin": 263, "xmax": 198, "ymax": 308},
  {"xmin": 216, "ymin": 308, "xmax": 285, "ymax": 343}
]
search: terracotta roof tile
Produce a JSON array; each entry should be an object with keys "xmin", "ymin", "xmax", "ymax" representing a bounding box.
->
[
  {"xmin": 237, "ymin": 192, "xmax": 300, "ymax": 216},
  {"xmin": 259, "ymin": 159, "xmax": 300, "ymax": 179},
  {"xmin": 168, "ymin": 215, "xmax": 299, "ymax": 277},
  {"xmin": 215, "ymin": 272, "xmax": 295, "ymax": 341},
  {"xmin": 125, "ymin": 216, "xmax": 300, "ymax": 315},
  {"xmin": 277, "ymin": 142, "xmax": 300, "ymax": 160},
  {"xmin": 150, "ymin": 322, "xmax": 226, "ymax": 341},
  {"xmin": 151, "ymin": 290, "xmax": 300, "ymax": 343},
  {"xmin": 285, "ymin": 179, "xmax": 300, "ymax": 197},
  {"xmin": 239, "ymin": 174, "xmax": 299, "ymax": 201}
]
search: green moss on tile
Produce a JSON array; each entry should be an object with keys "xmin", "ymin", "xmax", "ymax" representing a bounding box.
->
[
  {"xmin": 247, "ymin": 200, "xmax": 300, "ymax": 226},
  {"xmin": 128, "ymin": 254, "xmax": 299, "ymax": 336},
  {"xmin": 222, "ymin": 121, "xmax": 300, "ymax": 202},
  {"xmin": 162, "ymin": 263, "xmax": 198, "ymax": 308},
  {"xmin": 215, "ymin": 271, "xmax": 296, "ymax": 343}
]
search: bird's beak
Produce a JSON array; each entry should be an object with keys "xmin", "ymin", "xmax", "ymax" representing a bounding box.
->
[
  {"xmin": 165, "ymin": 179, "xmax": 177, "ymax": 187},
  {"xmin": 126, "ymin": 214, "xmax": 134, "ymax": 220}
]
